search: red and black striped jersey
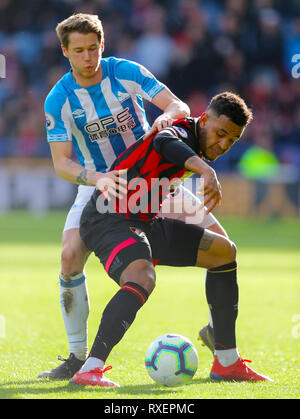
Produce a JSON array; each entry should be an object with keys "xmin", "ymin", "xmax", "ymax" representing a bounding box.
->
[{"xmin": 92, "ymin": 117, "xmax": 202, "ymax": 222}]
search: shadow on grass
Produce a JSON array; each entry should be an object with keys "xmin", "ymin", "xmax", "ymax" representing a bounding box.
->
[{"xmin": 0, "ymin": 377, "xmax": 212, "ymax": 399}]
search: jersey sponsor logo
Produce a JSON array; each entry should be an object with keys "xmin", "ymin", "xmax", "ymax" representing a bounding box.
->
[
  {"xmin": 45, "ymin": 112, "xmax": 55, "ymax": 130},
  {"xmin": 72, "ymin": 109, "xmax": 86, "ymax": 119},
  {"xmin": 84, "ymin": 107, "xmax": 136, "ymax": 142}
]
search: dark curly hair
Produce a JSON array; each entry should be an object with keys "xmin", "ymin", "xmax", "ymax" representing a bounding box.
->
[{"xmin": 207, "ymin": 92, "xmax": 253, "ymax": 127}]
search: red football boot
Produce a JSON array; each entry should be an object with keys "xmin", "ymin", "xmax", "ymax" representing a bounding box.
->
[
  {"xmin": 210, "ymin": 356, "xmax": 273, "ymax": 382},
  {"xmin": 70, "ymin": 365, "xmax": 120, "ymax": 387}
]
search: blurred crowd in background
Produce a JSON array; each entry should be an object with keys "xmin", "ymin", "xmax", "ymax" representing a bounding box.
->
[{"xmin": 0, "ymin": 0, "xmax": 299, "ymax": 174}]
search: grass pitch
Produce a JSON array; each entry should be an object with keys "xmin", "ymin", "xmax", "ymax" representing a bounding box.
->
[{"xmin": 0, "ymin": 211, "xmax": 299, "ymax": 400}]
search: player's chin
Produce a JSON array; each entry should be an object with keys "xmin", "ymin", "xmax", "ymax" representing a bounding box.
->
[
  {"xmin": 205, "ymin": 153, "xmax": 218, "ymax": 162},
  {"xmin": 82, "ymin": 68, "xmax": 96, "ymax": 76},
  {"xmin": 208, "ymin": 151, "xmax": 223, "ymax": 161}
]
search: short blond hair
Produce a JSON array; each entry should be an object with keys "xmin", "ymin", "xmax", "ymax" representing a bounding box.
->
[{"xmin": 56, "ymin": 13, "xmax": 104, "ymax": 48}]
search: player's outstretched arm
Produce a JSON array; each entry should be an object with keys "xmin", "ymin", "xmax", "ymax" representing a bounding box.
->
[
  {"xmin": 50, "ymin": 141, "xmax": 101, "ymax": 185},
  {"xmin": 143, "ymin": 87, "xmax": 190, "ymax": 140},
  {"xmin": 49, "ymin": 141, "xmax": 127, "ymax": 198}
]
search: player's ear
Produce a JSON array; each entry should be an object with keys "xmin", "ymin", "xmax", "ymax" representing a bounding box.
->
[
  {"xmin": 199, "ymin": 112, "xmax": 209, "ymax": 128},
  {"xmin": 100, "ymin": 40, "xmax": 104, "ymax": 53},
  {"xmin": 61, "ymin": 44, "xmax": 69, "ymax": 58}
]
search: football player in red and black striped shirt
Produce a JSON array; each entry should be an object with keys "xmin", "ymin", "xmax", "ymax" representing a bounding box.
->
[{"xmin": 73, "ymin": 92, "xmax": 273, "ymax": 386}]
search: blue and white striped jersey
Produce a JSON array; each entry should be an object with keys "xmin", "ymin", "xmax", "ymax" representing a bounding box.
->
[{"xmin": 44, "ymin": 57, "xmax": 166, "ymax": 172}]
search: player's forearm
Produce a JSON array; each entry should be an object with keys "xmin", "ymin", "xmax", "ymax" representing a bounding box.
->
[
  {"xmin": 54, "ymin": 157, "xmax": 99, "ymax": 186},
  {"xmin": 163, "ymin": 99, "xmax": 190, "ymax": 119},
  {"xmin": 184, "ymin": 155, "xmax": 215, "ymax": 177}
]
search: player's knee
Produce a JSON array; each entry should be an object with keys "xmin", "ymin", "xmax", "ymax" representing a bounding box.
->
[
  {"xmin": 121, "ymin": 260, "xmax": 156, "ymax": 295},
  {"xmin": 230, "ymin": 240, "xmax": 237, "ymax": 261},
  {"xmin": 221, "ymin": 238, "xmax": 237, "ymax": 266},
  {"xmin": 61, "ymin": 245, "xmax": 82, "ymax": 275},
  {"xmin": 145, "ymin": 268, "xmax": 156, "ymax": 294},
  {"xmin": 61, "ymin": 245, "xmax": 75, "ymax": 266},
  {"xmin": 132, "ymin": 263, "xmax": 156, "ymax": 295},
  {"xmin": 210, "ymin": 236, "xmax": 237, "ymax": 268},
  {"xmin": 220, "ymin": 237, "xmax": 237, "ymax": 263}
]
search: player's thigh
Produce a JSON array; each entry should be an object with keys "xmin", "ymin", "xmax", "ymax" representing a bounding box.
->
[
  {"xmin": 148, "ymin": 218, "xmax": 205, "ymax": 267},
  {"xmin": 61, "ymin": 185, "xmax": 94, "ymax": 271},
  {"xmin": 149, "ymin": 218, "xmax": 235, "ymax": 269},
  {"xmin": 80, "ymin": 214, "xmax": 153, "ymax": 285},
  {"xmin": 61, "ymin": 228, "xmax": 90, "ymax": 271},
  {"xmin": 63, "ymin": 184, "xmax": 95, "ymax": 232}
]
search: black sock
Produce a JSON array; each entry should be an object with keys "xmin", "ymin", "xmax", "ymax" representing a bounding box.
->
[
  {"xmin": 205, "ymin": 261, "xmax": 238, "ymax": 350},
  {"xmin": 90, "ymin": 282, "xmax": 149, "ymax": 362}
]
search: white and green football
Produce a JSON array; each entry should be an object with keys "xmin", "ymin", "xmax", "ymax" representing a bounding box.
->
[{"xmin": 145, "ymin": 334, "xmax": 198, "ymax": 387}]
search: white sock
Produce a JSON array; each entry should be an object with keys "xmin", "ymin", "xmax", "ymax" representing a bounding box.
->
[
  {"xmin": 80, "ymin": 357, "xmax": 104, "ymax": 373},
  {"xmin": 59, "ymin": 272, "xmax": 90, "ymax": 361},
  {"xmin": 215, "ymin": 348, "xmax": 239, "ymax": 367}
]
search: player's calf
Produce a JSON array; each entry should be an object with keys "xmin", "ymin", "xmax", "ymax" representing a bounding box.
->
[
  {"xmin": 54, "ymin": 229, "xmax": 91, "ymax": 362},
  {"xmin": 89, "ymin": 260, "xmax": 155, "ymax": 362},
  {"xmin": 195, "ymin": 230, "xmax": 239, "ymax": 366},
  {"xmin": 85, "ymin": 278, "xmax": 150, "ymax": 369}
]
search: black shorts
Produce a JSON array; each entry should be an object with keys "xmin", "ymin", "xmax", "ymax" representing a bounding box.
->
[{"xmin": 80, "ymin": 210, "xmax": 204, "ymax": 284}]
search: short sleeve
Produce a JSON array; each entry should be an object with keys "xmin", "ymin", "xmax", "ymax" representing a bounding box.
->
[
  {"xmin": 44, "ymin": 90, "xmax": 72, "ymax": 143},
  {"xmin": 114, "ymin": 58, "xmax": 166, "ymax": 101},
  {"xmin": 153, "ymin": 127, "xmax": 197, "ymax": 168}
]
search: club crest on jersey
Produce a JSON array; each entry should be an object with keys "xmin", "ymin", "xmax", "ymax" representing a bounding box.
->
[{"xmin": 129, "ymin": 227, "xmax": 144, "ymax": 237}]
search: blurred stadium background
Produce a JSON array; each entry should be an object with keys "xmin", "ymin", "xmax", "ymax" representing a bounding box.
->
[{"xmin": 0, "ymin": 0, "xmax": 299, "ymax": 218}]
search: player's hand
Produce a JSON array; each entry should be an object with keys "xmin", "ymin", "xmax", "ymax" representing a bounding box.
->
[
  {"xmin": 96, "ymin": 169, "xmax": 128, "ymax": 201},
  {"xmin": 143, "ymin": 114, "xmax": 175, "ymax": 140},
  {"xmin": 197, "ymin": 167, "xmax": 222, "ymax": 214}
]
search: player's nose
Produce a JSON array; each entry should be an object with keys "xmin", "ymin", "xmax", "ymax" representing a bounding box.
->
[
  {"xmin": 219, "ymin": 138, "xmax": 229, "ymax": 152},
  {"xmin": 83, "ymin": 50, "xmax": 91, "ymax": 61}
]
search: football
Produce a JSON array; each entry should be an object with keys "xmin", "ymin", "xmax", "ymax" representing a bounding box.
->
[{"xmin": 145, "ymin": 334, "xmax": 198, "ymax": 386}]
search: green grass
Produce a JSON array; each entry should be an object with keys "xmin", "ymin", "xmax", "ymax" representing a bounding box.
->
[{"xmin": 0, "ymin": 211, "xmax": 299, "ymax": 399}]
